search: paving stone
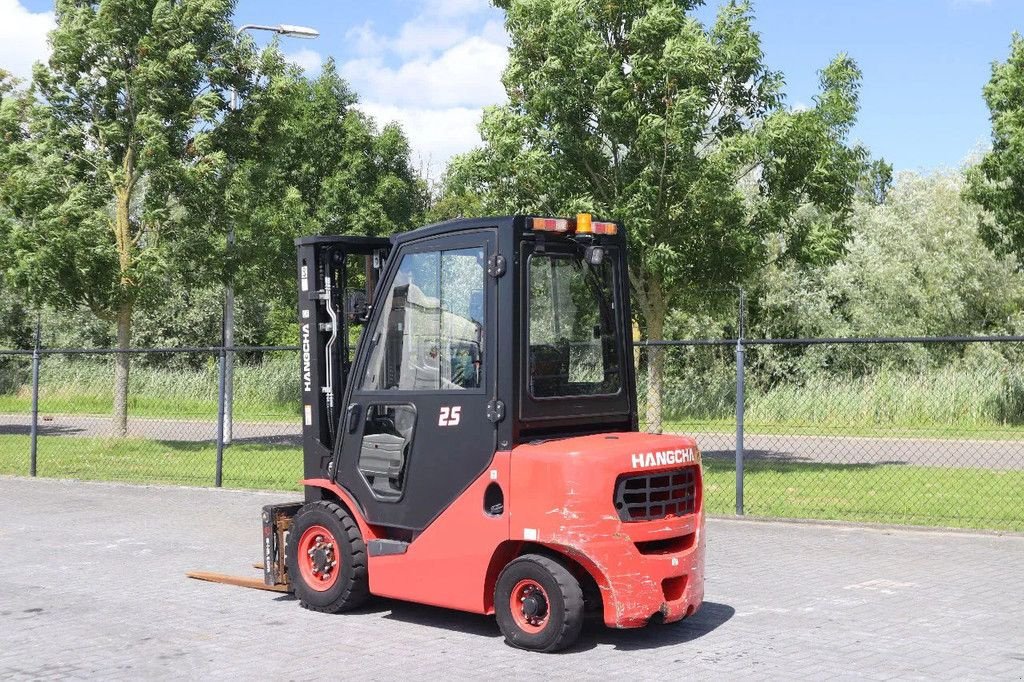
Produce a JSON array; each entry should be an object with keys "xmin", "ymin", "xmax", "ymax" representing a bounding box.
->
[{"xmin": 0, "ymin": 477, "xmax": 1022, "ymax": 680}]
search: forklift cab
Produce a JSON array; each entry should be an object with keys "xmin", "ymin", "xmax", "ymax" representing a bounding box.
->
[
  {"xmin": 296, "ymin": 216, "xmax": 638, "ymax": 530},
  {"xmin": 285, "ymin": 215, "xmax": 703, "ymax": 652}
]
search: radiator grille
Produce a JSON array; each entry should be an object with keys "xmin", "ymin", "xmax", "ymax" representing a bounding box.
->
[{"xmin": 614, "ymin": 467, "xmax": 697, "ymax": 522}]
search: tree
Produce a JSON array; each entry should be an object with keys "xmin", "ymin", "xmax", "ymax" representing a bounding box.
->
[
  {"xmin": 857, "ymin": 158, "xmax": 893, "ymax": 206},
  {"xmin": 0, "ymin": 0, "xmax": 253, "ymax": 435},
  {"xmin": 441, "ymin": 0, "xmax": 866, "ymax": 428},
  {"xmin": 0, "ymin": 71, "xmax": 28, "ymax": 349},
  {"xmin": 967, "ymin": 33, "xmax": 1024, "ymax": 260},
  {"xmin": 757, "ymin": 171, "xmax": 1024, "ymax": 340},
  {"xmin": 222, "ymin": 59, "xmax": 424, "ymax": 310},
  {"xmin": 747, "ymin": 170, "xmax": 1024, "ymax": 387}
]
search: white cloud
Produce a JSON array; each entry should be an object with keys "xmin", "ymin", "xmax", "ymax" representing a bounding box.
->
[
  {"xmin": 343, "ymin": 36, "xmax": 507, "ymax": 109},
  {"xmin": 392, "ymin": 21, "xmax": 469, "ymax": 58},
  {"xmin": 341, "ymin": 0, "xmax": 508, "ymax": 179},
  {"xmin": 345, "ymin": 16, "xmax": 481, "ymax": 59},
  {"xmin": 345, "ymin": 21, "xmax": 387, "ymax": 57},
  {"xmin": 0, "ymin": 0, "xmax": 54, "ymax": 82},
  {"xmin": 285, "ymin": 48, "xmax": 323, "ymax": 74},
  {"xmin": 357, "ymin": 102, "xmax": 485, "ymax": 179}
]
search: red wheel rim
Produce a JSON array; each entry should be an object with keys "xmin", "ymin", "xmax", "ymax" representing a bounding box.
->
[
  {"xmin": 297, "ymin": 524, "xmax": 340, "ymax": 592},
  {"xmin": 509, "ymin": 578, "xmax": 550, "ymax": 633}
]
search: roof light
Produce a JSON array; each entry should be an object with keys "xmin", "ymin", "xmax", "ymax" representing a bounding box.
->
[
  {"xmin": 531, "ymin": 217, "xmax": 571, "ymax": 233},
  {"xmin": 591, "ymin": 220, "xmax": 617, "ymax": 235},
  {"xmin": 576, "ymin": 213, "xmax": 593, "ymax": 234}
]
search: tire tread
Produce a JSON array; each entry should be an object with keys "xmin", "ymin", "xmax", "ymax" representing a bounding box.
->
[
  {"xmin": 495, "ymin": 553, "xmax": 584, "ymax": 652},
  {"xmin": 288, "ymin": 500, "xmax": 369, "ymax": 613}
]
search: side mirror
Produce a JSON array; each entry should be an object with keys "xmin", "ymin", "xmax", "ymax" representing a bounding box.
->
[{"xmin": 345, "ymin": 290, "xmax": 369, "ymax": 324}]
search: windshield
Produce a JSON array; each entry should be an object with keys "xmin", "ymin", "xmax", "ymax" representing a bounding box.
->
[{"xmin": 527, "ymin": 250, "xmax": 622, "ymax": 398}]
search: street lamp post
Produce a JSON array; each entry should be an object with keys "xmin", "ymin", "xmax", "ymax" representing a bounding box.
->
[{"xmin": 224, "ymin": 22, "xmax": 319, "ymax": 445}]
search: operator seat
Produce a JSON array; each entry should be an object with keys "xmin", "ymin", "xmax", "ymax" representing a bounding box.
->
[{"xmin": 530, "ymin": 343, "xmax": 569, "ymax": 397}]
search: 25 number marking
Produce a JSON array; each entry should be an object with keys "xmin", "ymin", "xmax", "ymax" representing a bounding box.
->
[{"xmin": 439, "ymin": 406, "xmax": 462, "ymax": 427}]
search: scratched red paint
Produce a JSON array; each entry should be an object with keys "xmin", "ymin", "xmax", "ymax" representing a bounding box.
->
[{"xmin": 303, "ymin": 431, "xmax": 705, "ymax": 628}]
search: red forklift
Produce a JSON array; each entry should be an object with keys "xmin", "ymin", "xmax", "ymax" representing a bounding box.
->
[{"xmin": 259, "ymin": 214, "xmax": 704, "ymax": 651}]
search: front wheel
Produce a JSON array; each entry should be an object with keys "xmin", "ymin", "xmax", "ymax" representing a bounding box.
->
[
  {"xmin": 494, "ymin": 554, "xmax": 584, "ymax": 652},
  {"xmin": 286, "ymin": 501, "xmax": 369, "ymax": 613}
]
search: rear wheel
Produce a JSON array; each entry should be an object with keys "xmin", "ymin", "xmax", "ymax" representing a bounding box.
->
[
  {"xmin": 286, "ymin": 501, "xmax": 369, "ymax": 613},
  {"xmin": 494, "ymin": 554, "xmax": 584, "ymax": 652}
]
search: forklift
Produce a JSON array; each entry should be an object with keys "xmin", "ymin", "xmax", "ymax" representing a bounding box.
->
[{"xmin": 257, "ymin": 214, "xmax": 704, "ymax": 652}]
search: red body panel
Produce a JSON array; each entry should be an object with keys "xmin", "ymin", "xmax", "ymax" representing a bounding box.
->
[
  {"xmin": 303, "ymin": 431, "xmax": 704, "ymax": 628},
  {"xmin": 363, "ymin": 452, "xmax": 513, "ymax": 613},
  {"xmin": 304, "ymin": 455, "xmax": 515, "ymax": 615},
  {"xmin": 509, "ymin": 432, "xmax": 704, "ymax": 628}
]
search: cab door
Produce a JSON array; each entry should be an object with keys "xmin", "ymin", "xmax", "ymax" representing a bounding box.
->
[{"xmin": 333, "ymin": 230, "xmax": 498, "ymax": 531}]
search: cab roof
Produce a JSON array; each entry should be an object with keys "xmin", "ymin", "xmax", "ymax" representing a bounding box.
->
[
  {"xmin": 296, "ymin": 215, "xmax": 624, "ymax": 249},
  {"xmin": 390, "ymin": 216, "xmax": 520, "ymax": 246}
]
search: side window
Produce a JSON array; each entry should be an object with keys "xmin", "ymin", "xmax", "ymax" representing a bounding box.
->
[
  {"xmin": 441, "ymin": 248, "xmax": 485, "ymax": 389},
  {"xmin": 361, "ymin": 246, "xmax": 485, "ymax": 391}
]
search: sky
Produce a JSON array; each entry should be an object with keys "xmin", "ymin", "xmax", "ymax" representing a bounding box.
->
[{"xmin": 2, "ymin": 0, "xmax": 1022, "ymax": 177}]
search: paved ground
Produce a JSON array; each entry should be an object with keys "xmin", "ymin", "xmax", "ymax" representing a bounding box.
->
[
  {"xmin": 1, "ymin": 477, "xmax": 1022, "ymax": 680},
  {"xmin": 3, "ymin": 413, "xmax": 1023, "ymax": 469},
  {"xmin": 0, "ymin": 413, "xmax": 298, "ymax": 446}
]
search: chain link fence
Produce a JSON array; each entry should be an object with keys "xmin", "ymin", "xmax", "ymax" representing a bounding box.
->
[
  {"xmin": 638, "ymin": 336, "xmax": 1024, "ymax": 532},
  {"xmin": 3, "ymin": 336, "xmax": 1024, "ymax": 531},
  {"xmin": 0, "ymin": 345, "xmax": 302, "ymax": 490}
]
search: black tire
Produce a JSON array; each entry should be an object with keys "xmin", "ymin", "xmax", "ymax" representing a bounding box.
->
[
  {"xmin": 286, "ymin": 501, "xmax": 369, "ymax": 613},
  {"xmin": 494, "ymin": 554, "xmax": 584, "ymax": 652}
]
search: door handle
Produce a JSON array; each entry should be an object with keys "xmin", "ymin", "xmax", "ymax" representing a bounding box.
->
[{"xmin": 345, "ymin": 403, "xmax": 362, "ymax": 433}]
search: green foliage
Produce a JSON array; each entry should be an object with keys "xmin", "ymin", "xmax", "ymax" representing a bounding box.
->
[
  {"xmin": 225, "ymin": 59, "xmax": 423, "ymax": 308},
  {"xmin": 751, "ymin": 171, "xmax": 1024, "ymax": 347},
  {"xmin": 653, "ymin": 169, "xmax": 1024, "ymax": 435},
  {"xmin": 0, "ymin": 0, "xmax": 251, "ymax": 318},
  {"xmin": 0, "ymin": 288, "xmax": 34, "ymax": 350},
  {"xmin": 0, "ymin": 71, "xmax": 18, "ymax": 276},
  {"xmin": 857, "ymin": 157, "xmax": 893, "ymax": 206},
  {"xmin": 26, "ymin": 280, "xmax": 274, "ymax": 356},
  {"xmin": 967, "ymin": 33, "xmax": 1024, "ymax": 259},
  {"xmin": 0, "ymin": 7, "xmax": 422, "ymax": 357},
  {"xmin": 0, "ymin": 0, "xmax": 275, "ymax": 433},
  {"xmin": 444, "ymin": 0, "xmax": 866, "ymax": 334},
  {"xmin": 423, "ymin": 174, "xmax": 483, "ymax": 223}
]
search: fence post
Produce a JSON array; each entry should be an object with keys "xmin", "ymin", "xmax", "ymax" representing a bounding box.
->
[
  {"xmin": 29, "ymin": 319, "xmax": 41, "ymax": 477},
  {"xmin": 735, "ymin": 288, "xmax": 746, "ymax": 516},
  {"xmin": 215, "ymin": 347, "xmax": 226, "ymax": 487}
]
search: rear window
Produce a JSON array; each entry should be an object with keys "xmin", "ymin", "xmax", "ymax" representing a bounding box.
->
[{"xmin": 527, "ymin": 251, "xmax": 622, "ymax": 398}]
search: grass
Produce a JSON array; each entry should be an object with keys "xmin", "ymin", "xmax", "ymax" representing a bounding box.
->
[
  {"xmin": 700, "ymin": 458, "xmax": 1024, "ymax": 532},
  {"xmin": 0, "ymin": 435, "xmax": 303, "ymax": 491},
  {"xmin": 1, "ymin": 434, "xmax": 1021, "ymax": 532},
  {"xmin": 744, "ymin": 365, "xmax": 1024, "ymax": 431},
  {"xmin": 646, "ymin": 363, "xmax": 1024, "ymax": 439},
  {"xmin": 658, "ymin": 418, "xmax": 1024, "ymax": 441},
  {"xmin": 0, "ymin": 355, "xmax": 299, "ymax": 420},
  {"xmin": 6, "ymin": 356, "xmax": 1024, "ymax": 437},
  {"xmin": 2, "ymin": 356, "xmax": 1023, "ymax": 531}
]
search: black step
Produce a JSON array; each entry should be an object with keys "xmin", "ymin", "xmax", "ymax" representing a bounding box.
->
[{"xmin": 368, "ymin": 539, "xmax": 410, "ymax": 557}]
